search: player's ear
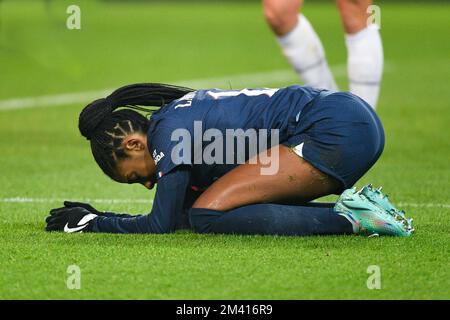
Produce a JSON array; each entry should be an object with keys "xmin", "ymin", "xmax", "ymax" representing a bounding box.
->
[{"xmin": 123, "ymin": 135, "xmax": 146, "ymax": 152}]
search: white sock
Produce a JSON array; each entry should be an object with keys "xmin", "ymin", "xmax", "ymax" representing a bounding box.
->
[
  {"xmin": 277, "ymin": 14, "xmax": 338, "ymax": 91},
  {"xmin": 345, "ymin": 24, "xmax": 384, "ymax": 109}
]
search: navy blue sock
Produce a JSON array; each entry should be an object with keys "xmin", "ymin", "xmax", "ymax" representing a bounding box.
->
[{"xmin": 189, "ymin": 203, "xmax": 353, "ymax": 236}]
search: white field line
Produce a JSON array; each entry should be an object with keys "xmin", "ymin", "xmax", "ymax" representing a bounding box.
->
[
  {"xmin": 397, "ymin": 202, "xmax": 450, "ymax": 209},
  {"xmin": 0, "ymin": 197, "xmax": 153, "ymax": 205},
  {"xmin": 0, "ymin": 65, "xmax": 348, "ymax": 111},
  {"xmin": 0, "ymin": 197, "xmax": 448, "ymax": 209}
]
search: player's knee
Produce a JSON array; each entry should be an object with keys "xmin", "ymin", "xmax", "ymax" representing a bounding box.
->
[
  {"xmin": 337, "ymin": 0, "xmax": 370, "ymax": 34},
  {"xmin": 341, "ymin": 15, "xmax": 366, "ymax": 34},
  {"xmin": 337, "ymin": 0, "xmax": 371, "ymax": 10},
  {"xmin": 263, "ymin": 0, "xmax": 301, "ymax": 36},
  {"xmin": 263, "ymin": 4, "xmax": 283, "ymax": 32}
]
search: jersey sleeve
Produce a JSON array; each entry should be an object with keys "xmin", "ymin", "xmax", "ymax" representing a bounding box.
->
[
  {"xmin": 90, "ymin": 167, "xmax": 191, "ymax": 234},
  {"xmin": 148, "ymin": 123, "xmax": 193, "ymax": 180}
]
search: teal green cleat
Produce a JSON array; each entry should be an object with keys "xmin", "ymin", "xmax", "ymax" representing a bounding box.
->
[
  {"xmin": 359, "ymin": 184, "xmax": 400, "ymax": 214},
  {"xmin": 334, "ymin": 187, "xmax": 414, "ymax": 237}
]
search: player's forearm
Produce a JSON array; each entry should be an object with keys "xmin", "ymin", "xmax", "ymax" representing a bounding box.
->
[
  {"xmin": 62, "ymin": 201, "xmax": 137, "ymax": 219},
  {"xmin": 90, "ymin": 214, "xmax": 171, "ymax": 234},
  {"xmin": 100, "ymin": 212, "xmax": 138, "ymax": 219},
  {"xmin": 89, "ymin": 169, "xmax": 191, "ymax": 234}
]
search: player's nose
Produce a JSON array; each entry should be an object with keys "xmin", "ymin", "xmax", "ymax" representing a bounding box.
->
[{"xmin": 144, "ymin": 181, "xmax": 154, "ymax": 190}]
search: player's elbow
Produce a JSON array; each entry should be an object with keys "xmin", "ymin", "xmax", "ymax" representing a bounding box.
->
[
  {"xmin": 189, "ymin": 209, "xmax": 210, "ymax": 234},
  {"xmin": 189, "ymin": 208, "xmax": 222, "ymax": 234},
  {"xmin": 156, "ymin": 228, "xmax": 175, "ymax": 235},
  {"xmin": 150, "ymin": 221, "xmax": 176, "ymax": 234}
]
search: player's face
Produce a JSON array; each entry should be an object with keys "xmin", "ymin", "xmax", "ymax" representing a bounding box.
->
[{"xmin": 114, "ymin": 134, "xmax": 156, "ymax": 189}]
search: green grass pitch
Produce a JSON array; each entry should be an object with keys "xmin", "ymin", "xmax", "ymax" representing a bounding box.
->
[{"xmin": 0, "ymin": 1, "xmax": 449, "ymax": 299}]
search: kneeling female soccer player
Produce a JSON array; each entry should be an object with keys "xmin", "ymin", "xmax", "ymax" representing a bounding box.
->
[{"xmin": 45, "ymin": 83, "xmax": 414, "ymax": 236}]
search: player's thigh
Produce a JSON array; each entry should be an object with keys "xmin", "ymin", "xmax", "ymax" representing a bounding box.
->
[
  {"xmin": 336, "ymin": 0, "xmax": 372, "ymax": 34},
  {"xmin": 263, "ymin": 0, "xmax": 304, "ymax": 35},
  {"xmin": 192, "ymin": 144, "xmax": 341, "ymax": 211}
]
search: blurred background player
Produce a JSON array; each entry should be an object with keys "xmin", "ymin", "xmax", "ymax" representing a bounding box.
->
[{"xmin": 263, "ymin": 0, "xmax": 383, "ymax": 108}]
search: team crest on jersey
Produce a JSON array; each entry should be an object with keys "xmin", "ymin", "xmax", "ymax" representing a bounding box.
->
[{"xmin": 152, "ymin": 149, "xmax": 165, "ymax": 165}]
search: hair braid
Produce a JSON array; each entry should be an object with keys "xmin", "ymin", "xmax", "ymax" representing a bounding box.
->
[{"xmin": 78, "ymin": 83, "xmax": 194, "ymax": 179}]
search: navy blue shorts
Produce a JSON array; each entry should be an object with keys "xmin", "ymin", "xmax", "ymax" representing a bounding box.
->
[{"xmin": 283, "ymin": 91, "xmax": 385, "ymax": 191}]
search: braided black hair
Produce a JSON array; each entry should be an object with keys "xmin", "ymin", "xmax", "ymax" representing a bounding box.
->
[{"xmin": 78, "ymin": 83, "xmax": 194, "ymax": 179}]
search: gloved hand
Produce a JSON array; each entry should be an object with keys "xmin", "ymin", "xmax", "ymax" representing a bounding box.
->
[
  {"xmin": 45, "ymin": 207, "xmax": 98, "ymax": 233},
  {"xmin": 63, "ymin": 201, "xmax": 102, "ymax": 215},
  {"xmin": 63, "ymin": 201, "xmax": 133, "ymax": 218}
]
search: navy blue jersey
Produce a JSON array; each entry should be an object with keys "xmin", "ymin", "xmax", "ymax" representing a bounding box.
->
[
  {"xmin": 91, "ymin": 86, "xmax": 385, "ymax": 234},
  {"xmin": 91, "ymin": 87, "xmax": 385, "ymax": 234},
  {"xmin": 90, "ymin": 86, "xmax": 385, "ymax": 235},
  {"xmin": 91, "ymin": 85, "xmax": 323, "ymax": 234},
  {"xmin": 147, "ymin": 85, "xmax": 322, "ymax": 189}
]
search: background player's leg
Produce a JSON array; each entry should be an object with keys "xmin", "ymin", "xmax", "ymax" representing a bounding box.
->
[
  {"xmin": 337, "ymin": 0, "xmax": 383, "ymax": 108},
  {"xmin": 263, "ymin": 0, "xmax": 338, "ymax": 90}
]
